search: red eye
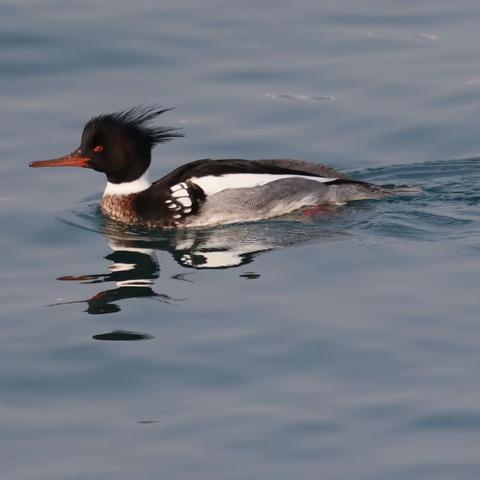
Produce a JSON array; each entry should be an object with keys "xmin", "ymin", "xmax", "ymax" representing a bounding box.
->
[{"xmin": 93, "ymin": 145, "xmax": 104, "ymax": 153}]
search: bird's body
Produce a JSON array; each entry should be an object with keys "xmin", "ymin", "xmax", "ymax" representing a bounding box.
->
[
  {"xmin": 30, "ymin": 106, "xmax": 417, "ymax": 228},
  {"xmin": 101, "ymin": 158, "xmax": 394, "ymax": 228}
]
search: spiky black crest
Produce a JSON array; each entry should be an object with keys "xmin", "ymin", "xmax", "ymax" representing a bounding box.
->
[{"xmin": 82, "ymin": 104, "xmax": 183, "ymax": 150}]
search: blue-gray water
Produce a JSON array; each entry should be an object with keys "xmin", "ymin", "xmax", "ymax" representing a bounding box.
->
[{"xmin": 1, "ymin": 1, "xmax": 480, "ymax": 479}]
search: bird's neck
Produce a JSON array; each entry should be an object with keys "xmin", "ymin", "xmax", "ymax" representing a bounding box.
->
[{"xmin": 103, "ymin": 170, "xmax": 151, "ymax": 197}]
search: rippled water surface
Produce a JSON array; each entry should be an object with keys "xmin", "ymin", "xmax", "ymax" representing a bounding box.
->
[{"xmin": 1, "ymin": 1, "xmax": 480, "ymax": 479}]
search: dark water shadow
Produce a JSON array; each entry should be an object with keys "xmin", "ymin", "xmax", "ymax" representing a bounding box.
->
[{"xmin": 93, "ymin": 330, "xmax": 154, "ymax": 341}]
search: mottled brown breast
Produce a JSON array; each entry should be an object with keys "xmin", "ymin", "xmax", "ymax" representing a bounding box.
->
[
  {"xmin": 101, "ymin": 194, "xmax": 142, "ymax": 224},
  {"xmin": 101, "ymin": 194, "xmax": 178, "ymax": 228}
]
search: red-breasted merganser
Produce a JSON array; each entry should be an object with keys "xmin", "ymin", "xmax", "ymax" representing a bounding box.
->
[{"xmin": 30, "ymin": 105, "xmax": 416, "ymax": 228}]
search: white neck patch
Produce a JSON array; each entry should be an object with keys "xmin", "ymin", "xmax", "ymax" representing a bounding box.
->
[{"xmin": 103, "ymin": 170, "xmax": 151, "ymax": 196}]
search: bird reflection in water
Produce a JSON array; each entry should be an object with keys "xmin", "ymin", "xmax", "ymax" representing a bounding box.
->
[
  {"xmin": 53, "ymin": 206, "xmax": 344, "ymax": 315},
  {"xmin": 53, "ymin": 243, "xmax": 175, "ymax": 315}
]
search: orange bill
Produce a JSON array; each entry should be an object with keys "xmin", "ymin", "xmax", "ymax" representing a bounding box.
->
[{"xmin": 30, "ymin": 152, "xmax": 91, "ymax": 168}]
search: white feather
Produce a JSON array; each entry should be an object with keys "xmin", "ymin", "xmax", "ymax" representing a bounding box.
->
[
  {"xmin": 171, "ymin": 189, "xmax": 188, "ymax": 198},
  {"xmin": 104, "ymin": 171, "xmax": 151, "ymax": 196},
  {"xmin": 177, "ymin": 197, "xmax": 192, "ymax": 207},
  {"xmin": 188, "ymin": 173, "xmax": 336, "ymax": 196},
  {"xmin": 171, "ymin": 182, "xmax": 187, "ymax": 192}
]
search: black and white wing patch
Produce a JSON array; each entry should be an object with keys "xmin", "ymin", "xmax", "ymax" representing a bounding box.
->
[
  {"xmin": 186, "ymin": 173, "xmax": 337, "ymax": 196},
  {"xmin": 165, "ymin": 181, "xmax": 205, "ymax": 224}
]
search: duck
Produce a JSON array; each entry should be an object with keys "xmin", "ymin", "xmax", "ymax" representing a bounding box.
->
[{"xmin": 30, "ymin": 105, "xmax": 416, "ymax": 228}]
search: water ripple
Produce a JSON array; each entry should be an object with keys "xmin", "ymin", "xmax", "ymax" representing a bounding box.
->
[{"xmin": 408, "ymin": 410, "xmax": 480, "ymax": 432}]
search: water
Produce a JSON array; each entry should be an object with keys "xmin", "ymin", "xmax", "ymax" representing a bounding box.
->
[{"xmin": 1, "ymin": 1, "xmax": 480, "ymax": 478}]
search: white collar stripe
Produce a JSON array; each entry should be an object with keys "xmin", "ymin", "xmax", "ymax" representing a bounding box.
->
[{"xmin": 103, "ymin": 171, "xmax": 151, "ymax": 196}]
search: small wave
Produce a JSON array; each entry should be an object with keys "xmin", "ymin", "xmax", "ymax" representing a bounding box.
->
[
  {"xmin": 354, "ymin": 157, "xmax": 480, "ymax": 183},
  {"xmin": 352, "ymin": 157, "xmax": 480, "ymax": 246},
  {"xmin": 265, "ymin": 93, "xmax": 335, "ymax": 102},
  {"xmin": 407, "ymin": 410, "xmax": 480, "ymax": 432}
]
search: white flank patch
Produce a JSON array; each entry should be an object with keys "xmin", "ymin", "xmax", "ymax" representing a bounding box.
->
[
  {"xmin": 171, "ymin": 182, "xmax": 187, "ymax": 192},
  {"xmin": 188, "ymin": 173, "xmax": 336, "ymax": 196},
  {"xmin": 171, "ymin": 189, "xmax": 187, "ymax": 198},
  {"xmin": 177, "ymin": 197, "xmax": 192, "ymax": 207},
  {"xmin": 103, "ymin": 171, "xmax": 151, "ymax": 196}
]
